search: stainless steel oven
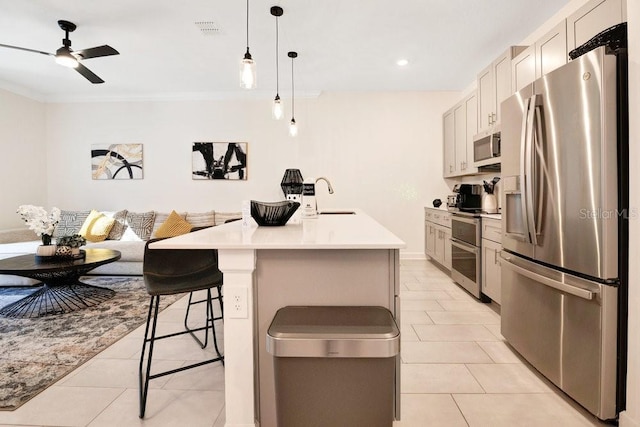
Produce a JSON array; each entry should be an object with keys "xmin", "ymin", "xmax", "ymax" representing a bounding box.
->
[{"xmin": 450, "ymin": 213, "xmax": 486, "ymax": 300}]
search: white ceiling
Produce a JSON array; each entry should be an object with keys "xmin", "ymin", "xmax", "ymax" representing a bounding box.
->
[{"xmin": 0, "ymin": 0, "xmax": 570, "ymax": 102}]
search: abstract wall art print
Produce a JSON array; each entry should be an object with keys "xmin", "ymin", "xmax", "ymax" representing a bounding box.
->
[
  {"xmin": 192, "ymin": 142, "xmax": 248, "ymax": 180},
  {"xmin": 91, "ymin": 144, "xmax": 144, "ymax": 180}
]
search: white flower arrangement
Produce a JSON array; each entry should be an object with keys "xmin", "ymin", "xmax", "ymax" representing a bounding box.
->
[{"xmin": 16, "ymin": 205, "xmax": 61, "ymax": 245}]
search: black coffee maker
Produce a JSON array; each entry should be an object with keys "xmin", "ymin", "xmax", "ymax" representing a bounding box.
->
[{"xmin": 453, "ymin": 184, "xmax": 483, "ymax": 212}]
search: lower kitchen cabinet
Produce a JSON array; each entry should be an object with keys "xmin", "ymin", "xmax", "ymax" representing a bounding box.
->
[
  {"xmin": 481, "ymin": 217, "xmax": 502, "ymax": 304},
  {"xmin": 425, "ymin": 208, "xmax": 451, "ymax": 270},
  {"xmin": 482, "ymin": 238, "xmax": 502, "ymax": 304}
]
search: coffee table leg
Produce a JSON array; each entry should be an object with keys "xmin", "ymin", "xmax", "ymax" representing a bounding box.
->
[{"xmin": 0, "ymin": 281, "xmax": 116, "ymax": 318}]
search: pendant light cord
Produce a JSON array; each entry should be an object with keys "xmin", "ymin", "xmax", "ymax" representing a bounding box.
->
[
  {"xmin": 291, "ymin": 55, "xmax": 295, "ymax": 119},
  {"xmin": 275, "ymin": 17, "xmax": 279, "ymax": 95},
  {"xmin": 246, "ymin": 0, "xmax": 250, "ymax": 51}
]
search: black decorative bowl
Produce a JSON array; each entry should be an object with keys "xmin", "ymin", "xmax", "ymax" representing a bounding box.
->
[{"xmin": 250, "ymin": 200, "xmax": 300, "ymax": 226}]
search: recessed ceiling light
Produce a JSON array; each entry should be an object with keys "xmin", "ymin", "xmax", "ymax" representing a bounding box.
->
[{"xmin": 397, "ymin": 59, "xmax": 409, "ymax": 67}]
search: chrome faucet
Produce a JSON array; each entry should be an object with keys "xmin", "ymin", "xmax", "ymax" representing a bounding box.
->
[{"xmin": 315, "ymin": 177, "xmax": 334, "ymax": 194}]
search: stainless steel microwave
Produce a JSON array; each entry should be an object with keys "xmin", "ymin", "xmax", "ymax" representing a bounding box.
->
[{"xmin": 473, "ymin": 131, "xmax": 501, "ymax": 167}]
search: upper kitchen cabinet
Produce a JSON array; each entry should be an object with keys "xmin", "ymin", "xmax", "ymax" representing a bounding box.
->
[
  {"xmin": 442, "ymin": 92, "xmax": 478, "ymax": 178},
  {"xmin": 443, "ymin": 108, "xmax": 455, "ymax": 178},
  {"xmin": 567, "ymin": 0, "xmax": 626, "ymax": 52},
  {"xmin": 536, "ymin": 20, "xmax": 568, "ymax": 78},
  {"xmin": 512, "ymin": 20, "xmax": 568, "ymax": 93},
  {"xmin": 511, "ymin": 45, "xmax": 535, "ymax": 93},
  {"xmin": 476, "ymin": 46, "xmax": 526, "ymax": 134}
]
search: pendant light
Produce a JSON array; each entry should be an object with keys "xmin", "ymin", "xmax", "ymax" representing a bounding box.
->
[
  {"xmin": 240, "ymin": 0, "xmax": 256, "ymax": 89},
  {"xmin": 288, "ymin": 51, "xmax": 298, "ymax": 137},
  {"xmin": 271, "ymin": 6, "xmax": 284, "ymax": 119}
]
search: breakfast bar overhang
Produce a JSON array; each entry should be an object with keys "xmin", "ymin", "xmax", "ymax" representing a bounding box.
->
[{"xmin": 150, "ymin": 210, "xmax": 405, "ymax": 427}]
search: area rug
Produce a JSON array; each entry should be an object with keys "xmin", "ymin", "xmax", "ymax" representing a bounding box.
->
[{"xmin": 0, "ymin": 276, "xmax": 182, "ymax": 411}]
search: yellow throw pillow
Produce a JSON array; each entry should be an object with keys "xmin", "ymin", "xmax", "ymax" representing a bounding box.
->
[
  {"xmin": 155, "ymin": 210, "xmax": 193, "ymax": 238},
  {"xmin": 79, "ymin": 210, "xmax": 116, "ymax": 242}
]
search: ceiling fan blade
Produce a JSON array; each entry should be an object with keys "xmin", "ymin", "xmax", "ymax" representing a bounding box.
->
[
  {"xmin": 74, "ymin": 63, "xmax": 104, "ymax": 84},
  {"xmin": 73, "ymin": 45, "xmax": 119, "ymax": 60},
  {"xmin": 0, "ymin": 43, "xmax": 53, "ymax": 57}
]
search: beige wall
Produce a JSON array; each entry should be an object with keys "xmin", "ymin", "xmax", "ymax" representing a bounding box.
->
[
  {"xmin": 0, "ymin": 89, "xmax": 47, "ymax": 229},
  {"xmin": 41, "ymin": 91, "xmax": 457, "ymax": 257}
]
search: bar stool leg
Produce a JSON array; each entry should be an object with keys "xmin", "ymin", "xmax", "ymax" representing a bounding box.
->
[{"xmin": 139, "ymin": 295, "xmax": 160, "ymax": 419}]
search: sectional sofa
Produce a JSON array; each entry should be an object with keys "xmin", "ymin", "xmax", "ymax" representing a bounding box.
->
[{"xmin": 0, "ymin": 209, "xmax": 241, "ymax": 286}]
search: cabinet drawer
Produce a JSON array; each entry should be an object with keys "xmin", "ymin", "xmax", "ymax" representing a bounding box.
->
[
  {"xmin": 431, "ymin": 212, "xmax": 451, "ymax": 228},
  {"xmin": 425, "ymin": 209, "xmax": 434, "ymax": 222},
  {"xmin": 425, "ymin": 208, "xmax": 451, "ymax": 228},
  {"xmin": 482, "ymin": 218, "xmax": 502, "ymax": 243}
]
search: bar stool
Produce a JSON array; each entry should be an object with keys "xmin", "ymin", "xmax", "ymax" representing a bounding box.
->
[{"xmin": 138, "ymin": 238, "xmax": 224, "ymax": 418}]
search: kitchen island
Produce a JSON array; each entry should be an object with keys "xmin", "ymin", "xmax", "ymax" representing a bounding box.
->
[{"xmin": 150, "ymin": 210, "xmax": 405, "ymax": 427}]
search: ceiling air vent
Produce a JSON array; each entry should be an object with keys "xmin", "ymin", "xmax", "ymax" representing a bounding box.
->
[{"xmin": 195, "ymin": 21, "xmax": 221, "ymax": 36}]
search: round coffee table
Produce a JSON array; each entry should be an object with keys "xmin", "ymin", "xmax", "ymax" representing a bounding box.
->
[{"xmin": 0, "ymin": 248, "xmax": 121, "ymax": 318}]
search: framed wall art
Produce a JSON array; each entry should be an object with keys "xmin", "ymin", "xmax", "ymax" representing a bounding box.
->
[
  {"xmin": 91, "ymin": 143, "xmax": 144, "ymax": 180},
  {"xmin": 192, "ymin": 142, "xmax": 248, "ymax": 180}
]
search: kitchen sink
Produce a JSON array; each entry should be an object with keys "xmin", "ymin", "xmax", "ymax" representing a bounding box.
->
[{"xmin": 318, "ymin": 210, "xmax": 356, "ymax": 215}]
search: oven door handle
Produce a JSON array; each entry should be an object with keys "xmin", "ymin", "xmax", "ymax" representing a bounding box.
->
[{"xmin": 450, "ymin": 238, "xmax": 479, "ymax": 255}]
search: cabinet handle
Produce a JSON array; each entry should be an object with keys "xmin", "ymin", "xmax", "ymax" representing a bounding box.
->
[
  {"xmin": 492, "ymin": 112, "xmax": 497, "ymax": 124},
  {"xmin": 494, "ymin": 249, "xmax": 500, "ymax": 265},
  {"xmin": 488, "ymin": 113, "xmax": 492, "ymax": 126}
]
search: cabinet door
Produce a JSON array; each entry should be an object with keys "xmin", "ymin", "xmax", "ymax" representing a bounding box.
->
[
  {"xmin": 482, "ymin": 238, "xmax": 502, "ymax": 304},
  {"xmin": 425, "ymin": 223, "xmax": 437, "ymax": 258},
  {"xmin": 453, "ymin": 102, "xmax": 466, "ymax": 174},
  {"xmin": 477, "ymin": 64, "xmax": 494, "ymax": 133},
  {"xmin": 465, "ymin": 93, "xmax": 478, "ymax": 175},
  {"xmin": 435, "ymin": 229, "xmax": 446, "ymax": 265},
  {"xmin": 536, "ymin": 20, "xmax": 567, "ymax": 78},
  {"xmin": 567, "ymin": 0, "xmax": 625, "ymax": 52},
  {"xmin": 512, "ymin": 45, "xmax": 536, "ymax": 94},
  {"xmin": 443, "ymin": 109, "xmax": 456, "ymax": 178},
  {"xmin": 443, "ymin": 228, "xmax": 452, "ymax": 270},
  {"xmin": 493, "ymin": 51, "xmax": 512, "ymax": 126}
]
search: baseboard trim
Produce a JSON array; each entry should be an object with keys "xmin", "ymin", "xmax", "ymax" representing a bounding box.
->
[{"xmin": 400, "ymin": 252, "xmax": 426, "ymax": 260}]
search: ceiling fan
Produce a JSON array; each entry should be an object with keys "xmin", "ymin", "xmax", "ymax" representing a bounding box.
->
[{"xmin": 0, "ymin": 20, "xmax": 119, "ymax": 84}]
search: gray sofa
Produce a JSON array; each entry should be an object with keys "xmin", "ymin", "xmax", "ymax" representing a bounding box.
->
[{"xmin": 0, "ymin": 209, "xmax": 240, "ymax": 287}]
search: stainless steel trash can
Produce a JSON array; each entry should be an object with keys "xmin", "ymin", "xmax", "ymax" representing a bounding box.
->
[{"xmin": 267, "ymin": 306, "xmax": 400, "ymax": 427}]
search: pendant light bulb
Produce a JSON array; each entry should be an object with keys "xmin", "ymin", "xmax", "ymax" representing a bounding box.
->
[
  {"xmin": 240, "ymin": 50, "xmax": 256, "ymax": 89},
  {"xmin": 273, "ymin": 95, "xmax": 284, "ymax": 120},
  {"xmin": 240, "ymin": 0, "xmax": 256, "ymax": 89},
  {"xmin": 289, "ymin": 118, "xmax": 298, "ymax": 137}
]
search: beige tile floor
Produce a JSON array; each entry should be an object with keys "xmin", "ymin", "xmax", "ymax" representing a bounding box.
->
[{"xmin": 0, "ymin": 260, "xmax": 611, "ymax": 426}]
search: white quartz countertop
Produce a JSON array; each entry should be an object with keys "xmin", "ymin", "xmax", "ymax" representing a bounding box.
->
[{"xmin": 150, "ymin": 209, "xmax": 406, "ymax": 250}]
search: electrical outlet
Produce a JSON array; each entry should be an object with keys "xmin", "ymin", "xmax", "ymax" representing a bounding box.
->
[{"xmin": 226, "ymin": 287, "xmax": 248, "ymax": 319}]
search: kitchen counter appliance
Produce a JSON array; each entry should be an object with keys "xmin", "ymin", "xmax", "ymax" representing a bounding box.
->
[
  {"xmin": 499, "ymin": 25, "xmax": 628, "ymax": 421},
  {"xmin": 450, "ymin": 184, "xmax": 482, "ymax": 212}
]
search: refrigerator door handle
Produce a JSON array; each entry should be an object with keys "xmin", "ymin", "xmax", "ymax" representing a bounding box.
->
[
  {"xmin": 500, "ymin": 255, "xmax": 596, "ymax": 300},
  {"xmin": 524, "ymin": 94, "xmax": 538, "ymax": 246},
  {"xmin": 533, "ymin": 103, "xmax": 545, "ymax": 239},
  {"xmin": 518, "ymin": 97, "xmax": 532, "ymax": 244}
]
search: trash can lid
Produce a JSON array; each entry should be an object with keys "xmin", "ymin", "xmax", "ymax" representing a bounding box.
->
[{"xmin": 267, "ymin": 306, "xmax": 400, "ymax": 358}]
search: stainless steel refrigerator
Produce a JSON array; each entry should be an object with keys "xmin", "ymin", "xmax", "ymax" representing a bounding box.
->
[{"xmin": 500, "ymin": 44, "xmax": 627, "ymax": 421}]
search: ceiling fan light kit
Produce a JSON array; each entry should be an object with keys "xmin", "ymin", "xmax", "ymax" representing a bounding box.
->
[
  {"xmin": 0, "ymin": 19, "xmax": 119, "ymax": 84},
  {"xmin": 55, "ymin": 47, "xmax": 79, "ymax": 68}
]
